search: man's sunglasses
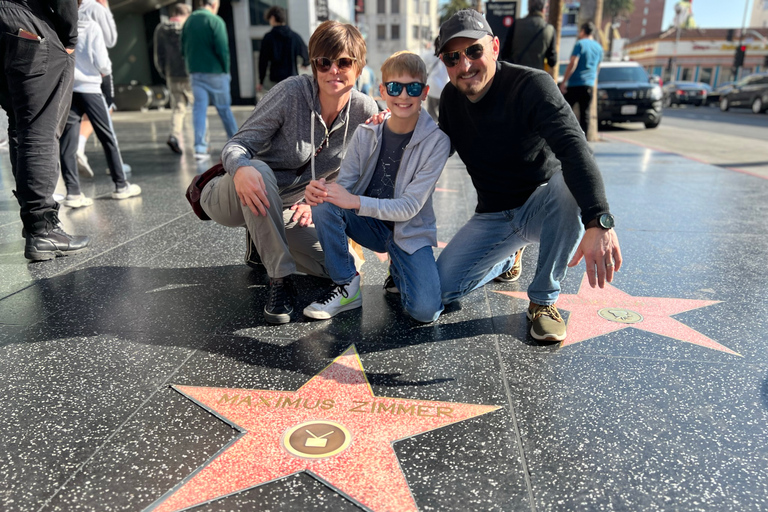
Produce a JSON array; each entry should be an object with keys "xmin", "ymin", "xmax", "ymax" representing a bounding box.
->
[
  {"xmin": 313, "ymin": 57, "xmax": 357, "ymax": 72},
  {"xmin": 384, "ymin": 81, "xmax": 426, "ymax": 97},
  {"xmin": 440, "ymin": 43, "xmax": 486, "ymax": 68}
]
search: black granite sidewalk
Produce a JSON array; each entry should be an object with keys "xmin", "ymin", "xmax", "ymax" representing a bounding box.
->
[{"xmin": 0, "ymin": 107, "xmax": 766, "ymax": 512}]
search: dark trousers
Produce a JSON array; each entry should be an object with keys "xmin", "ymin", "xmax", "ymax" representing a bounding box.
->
[
  {"xmin": 0, "ymin": 1, "xmax": 74, "ymax": 233},
  {"xmin": 564, "ymin": 85, "xmax": 593, "ymax": 134},
  {"xmin": 60, "ymin": 92, "xmax": 127, "ymax": 194}
]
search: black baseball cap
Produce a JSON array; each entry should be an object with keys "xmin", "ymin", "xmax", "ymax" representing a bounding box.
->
[{"xmin": 435, "ymin": 9, "xmax": 494, "ymax": 55}]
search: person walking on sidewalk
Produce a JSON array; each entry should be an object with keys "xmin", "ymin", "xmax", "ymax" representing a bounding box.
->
[
  {"xmin": 154, "ymin": 2, "xmax": 192, "ymax": 154},
  {"xmin": 500, "ymin": 0, "xmax": 556, "ymax": 76},
  {"xmin": 182, "ymin": 0, "xmax": 239, "ymax": 161},
  {"xmin": 198, "ymin": 21, "xmax": 378, "ymax": 324},
  {"xmin": 434, "ymin": 10, "xmax": 622, "ymax": 342},
  {"xmin": 257, "ymin": 6, "xmax": 309, "ymax": 93},
  {"xmin": 59, "ymin": 6, "xmax": 141, "ymax": 204},
  {"xmin": 303, "ymin": 51, "xmax": 450, "ymax": 323},
  {"xmin": 560, "ymin": 22, "xmax": 603, "ymax": 135},
  {"xmin": 74, "ymin": 0, "xmax": 120, "ymax": 178},
  {"xmin": 0, "ymin": 0, "xmax": 91, "ymax": 261}
]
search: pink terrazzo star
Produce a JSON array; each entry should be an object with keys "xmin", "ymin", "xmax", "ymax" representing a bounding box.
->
[
  {"xmin": 147, "ymin": 346, "xmax": 499, "ymax": 512},
  {"xmin": 496, "ymin": 273, "xmax": 738, "ymax": 355}
]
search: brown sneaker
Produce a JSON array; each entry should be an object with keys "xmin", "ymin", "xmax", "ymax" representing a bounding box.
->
[
  {"xmin": 494, "ymin": 246, "xmax": 526, "ymax": 283},
  {"xmin": 527, "ymin": 301, "xmax": 566, "ymax": 341}
]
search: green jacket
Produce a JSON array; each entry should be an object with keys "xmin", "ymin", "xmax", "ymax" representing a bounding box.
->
[{"xmin": 181, "ymin": 9, "xmax": 229, "ymax": 74}]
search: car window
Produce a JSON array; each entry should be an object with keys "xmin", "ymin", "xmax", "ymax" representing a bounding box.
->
[{"xmin": 598, "ymin": 66, "xmax": 649, "ymax": 82}]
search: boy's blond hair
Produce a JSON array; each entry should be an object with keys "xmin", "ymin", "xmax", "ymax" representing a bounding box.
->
[{"xmin": 380, "ymin": 51, "xmax": 427, "ymax": 83}]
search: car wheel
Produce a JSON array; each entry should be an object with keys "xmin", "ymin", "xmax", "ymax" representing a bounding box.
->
[
  {"xmin": 644, "ymin": 118, "xmax": 661, "ymax": 129},
  {"xmin": 752, "ymin": 97, "xmax": 764, "ymax": 114},
  {"xmin": 663, "ymin": 96, "xmax": 671, "ymax": 108},
  {"xmin": 720, "ymin": 97, "xmax": 729, "ymax": 111}
]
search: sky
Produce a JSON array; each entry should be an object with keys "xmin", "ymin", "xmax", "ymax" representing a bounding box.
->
[
  {"xmin": 509, "ymin": 0, "xmax": 758, "ymax": 30},
  {"xmin": 660, "ymin": 0, "xmax": 755, "ymax": 29}
]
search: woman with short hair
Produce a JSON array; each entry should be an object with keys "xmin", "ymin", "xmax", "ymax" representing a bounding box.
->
[{"xmin": 200, "ymin": 20, "xmax": 378, "ymax": 324}]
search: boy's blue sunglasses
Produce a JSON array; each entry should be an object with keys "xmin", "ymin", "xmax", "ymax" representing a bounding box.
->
[{"xmin": 384, "ymin": 81, "xmax": 426, "ymax": 97}]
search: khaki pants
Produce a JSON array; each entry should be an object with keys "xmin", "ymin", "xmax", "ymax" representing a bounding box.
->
[
  {"xmin": 168, "ymin": 77, "xmax": 193, "ymax": 139},
  {"xmin": 200, "ymin": 161, "xmax": 327, "ymax": 279}
]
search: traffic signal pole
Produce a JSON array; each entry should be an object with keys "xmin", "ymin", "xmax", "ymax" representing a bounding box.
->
[{"xmin": 736, "ymin": 0, "xmax": 749, "ymax": 80}]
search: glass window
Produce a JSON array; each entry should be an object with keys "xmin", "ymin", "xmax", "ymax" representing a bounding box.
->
[
  {"xmin": 413, "ymin": 0, "xmax": 419, "ymax": 13},
  {"xmin": 391, "ymin": 24, "xmax": 400, "ymax": 39},
  {"xmin": 250, "ymin": 0, "xmax": 288, "ymax": 26},
  {"xmin": 597, "ymin": 65, "xmax": 649, "ymax": 82},
  {"xmin": 413, "ymin": 25, "xmax": 419, "ymax": 39},
  {"xmin": 392, "ymin": 0, "xmax": 400, "ymax": 14},
  {"xmin": 642, "ymin": 18, "xmax": 647, "ymax": 26},
  {"xmin": 421, "ymin": 26, "xmax": 430, "ymax": 39},
  {"xmin": 680, "ymin": 67, "xmax": 692, "ymax": 81},
  {"xmin": 377, "ymin": 0, "xmax": 386, "ymax": 14},
  {"xmin": 640, "ymin": 28, "xmax": 646, "ymax": 36},
  {"xmin": 423, "ymin": 1, "xmax": 429, "ymax": 14},
  {"xmin": 699, "ymin": 68, "xmax": 713, "ymax": 85},
  {"xmin": 377, "ymin": 24, "xmax": 386, "ymax": 40},
  {"xmin": 644, "ymin": 7, "xmax": 648, "ymax": 14}
]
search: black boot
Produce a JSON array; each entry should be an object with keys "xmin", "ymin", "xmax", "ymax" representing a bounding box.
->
[
  {"xmin": 264, "ymin": 276, "xmax": 294, "ymax": 324},
  {"xmin": 24, "ymin": 211, "xmax": 90, "ymax": 262}
]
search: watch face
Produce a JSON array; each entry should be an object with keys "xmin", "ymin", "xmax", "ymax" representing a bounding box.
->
[{"xmin": 599, "ymin": 213, "xmax": 615, "ymax": 229}]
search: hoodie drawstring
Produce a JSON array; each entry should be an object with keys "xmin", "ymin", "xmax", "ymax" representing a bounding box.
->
[{"xmin": 310, "ymin": 99, "xmax": 351, "ymax": 181}]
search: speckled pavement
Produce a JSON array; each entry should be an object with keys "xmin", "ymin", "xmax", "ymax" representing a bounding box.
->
[{"xmin": 1, "ymin": 108, "xmax": 766, "ymax": 512}]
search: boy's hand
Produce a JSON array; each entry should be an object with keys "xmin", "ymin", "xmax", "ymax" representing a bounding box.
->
[
  {"xmin": 233, "ymin": 166, "xmax": 270, "ymax": 216},
  {"xmin": 304, "ymin": 178, "xmax": 328, "ymax": 206},
  {"xmin": 365, "ymin": 109, "xmax": 389, "ymax": 126},
  {"xmin": 290, "ymin": 203, "xmax": 313, "ymax": 226},
  {"xmin": 324, "ymin": 183, "xmax": 360, "ymax": 210}
]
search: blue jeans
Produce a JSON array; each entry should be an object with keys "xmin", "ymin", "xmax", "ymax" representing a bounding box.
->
[
  {"xmin": 437, "ymin": 171, "xmax": 583, "ymax": 306},
  {"xmin": 190, "ymin": 73, "xmax": 239, "ymax": 154},
  {"xmin": 312, "ymin": 202, "xmax": 443, "ymax": 323}
]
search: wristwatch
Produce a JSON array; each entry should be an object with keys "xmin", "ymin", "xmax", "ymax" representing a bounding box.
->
[{"xmin": 586, "ymin": 213, "xmax": 615, "ymax": 230}]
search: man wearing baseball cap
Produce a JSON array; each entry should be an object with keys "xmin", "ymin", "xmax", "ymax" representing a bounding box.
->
[{"xmin": 434, "ymin": 9, "xmax": 622, "ymax": 342}]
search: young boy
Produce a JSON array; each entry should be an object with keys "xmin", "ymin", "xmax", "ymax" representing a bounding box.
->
[{"xmin": 303, "ymin": 51, "xmax": 451, "ymax": 323}]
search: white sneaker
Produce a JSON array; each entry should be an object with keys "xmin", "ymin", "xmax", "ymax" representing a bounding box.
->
[
  {"xmin": 194, "ymin": 152, "xmax": 210, "ymax": 161},
  {"xmin": 303, "ymin": 274, "xmax": 362, "ymax": 319},
  {"xmin": 76, "ymin": 151, "xmax": 94, "ymax": 178},
  {"xmin": 112, "ymin": 182, "xmax": 141, "ymax": 199},
  {"xmin": 60, "ymin": 193, "xmax": 94, "ymax": 208}
]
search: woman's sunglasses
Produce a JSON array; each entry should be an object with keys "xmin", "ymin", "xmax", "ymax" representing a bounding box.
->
[
  {"xmin": 384, "ymin": 81, "xmax": 426, "ymax": 97},
  {"xmin": 313, "ymin": 57, "xmax": 357, "ymax": 72},
  {"xmin": 440, "ymin": 43, "xmax": 486, "ymax": 68}
]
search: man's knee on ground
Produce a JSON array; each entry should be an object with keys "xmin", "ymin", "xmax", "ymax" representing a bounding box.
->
[{"xmin": 405, "ymin": 301, "xmax": 442, "ymax": 324}]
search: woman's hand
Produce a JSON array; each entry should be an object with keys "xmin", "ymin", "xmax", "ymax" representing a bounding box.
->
[
  {"xmin": 324, "ymin": 182, "xmax": 360, "ymax": 210},
  {"xmin": 233, "ymin": 166, "xmax": 270, "ymax": 216},
  {"xmin": 305, "ymin": 178, "xmax": 328, "ymax": 206},
  {"xmin": 365, "ymin": 109, "xmax": 389, "ymax": 126},
  {"xmin": 290, "ymin": 203, "xmax": 313, "ymax": 227}
]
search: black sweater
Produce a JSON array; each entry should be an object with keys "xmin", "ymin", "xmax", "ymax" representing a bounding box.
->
[
  {"xmin": 258, "ymin": 25, "xmax": 309, "ymax": 85},
  {"xmin": 438, "ymin": 61, "xmax": 610, "ymax": 226}
]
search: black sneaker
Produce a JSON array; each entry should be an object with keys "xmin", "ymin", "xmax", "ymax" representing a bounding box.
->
[
  {"xmin": 25, "ymin": 225, "xmax": 90, "ymax": 262},
  {"xmin": 166, "ymin": 135, "xmax": 183, "ymax": 154},
  {"xmin": 383, "ymin": 274, "xmax": 400, "ymax": 295},
  {"xmin": 264, "ymin": 277, "xmax": 295, "ymax": 324}
]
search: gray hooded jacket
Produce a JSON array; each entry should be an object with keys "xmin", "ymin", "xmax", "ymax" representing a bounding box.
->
[
  {"xmin": 336, "ymin": 110, "xmax": 451, "ymax": 254},
  {"xmin": 221, "ymin": 74, "xmax": 379, "ymax": 206}
]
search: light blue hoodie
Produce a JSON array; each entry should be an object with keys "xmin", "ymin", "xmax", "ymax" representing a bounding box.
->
[{"xmin": 335, "ymin": 110, "xmax": 451, "ymax": 254}]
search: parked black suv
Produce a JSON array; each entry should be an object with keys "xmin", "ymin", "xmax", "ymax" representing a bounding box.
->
[
  {"xmin": 596, "ymin": 62, "xmax": 663, "ymax": 129},
  {"xmin": 719, "ymin": 73, "xmax": 768, "ymax": 114}
]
